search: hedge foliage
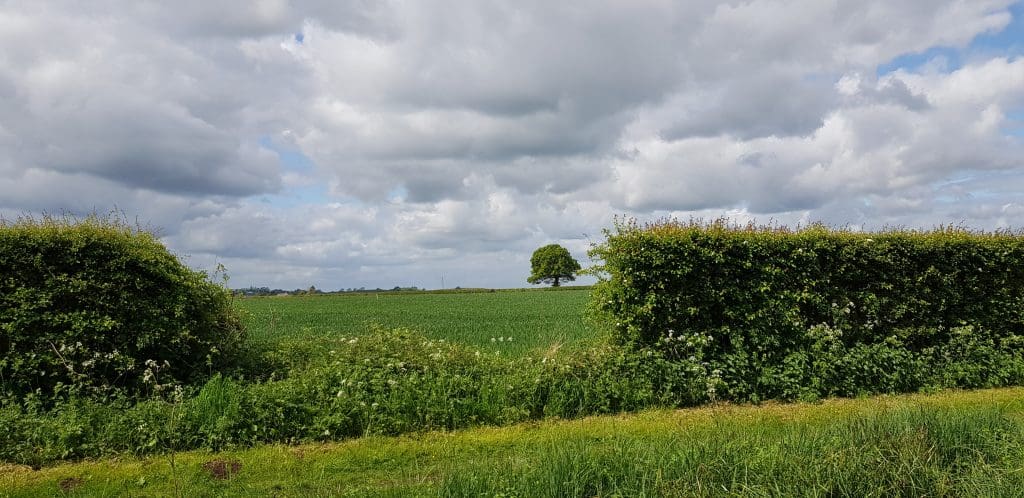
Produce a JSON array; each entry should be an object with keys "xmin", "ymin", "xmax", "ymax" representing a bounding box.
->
[
  {"xmin": 590, "ymin": 218, "xmax": 1024, "ymax": 401},
  {"xmin": 0, "ymin": 214, "xmax": 246, "ymax": 399}
]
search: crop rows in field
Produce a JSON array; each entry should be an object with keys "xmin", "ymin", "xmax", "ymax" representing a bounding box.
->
[{"xmin": 236, "ymin": 288, "xmax": 595, "ymax": 356}]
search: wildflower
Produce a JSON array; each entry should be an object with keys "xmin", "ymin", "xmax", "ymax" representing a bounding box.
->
[
  {"xmin": 491, "ymin": 337, "xmax": 496, "ymax": 342},
  {"xmin": 336, "ymin": 390, "xmax": 344, "ymax": 398},
  {"xmin": 507, "ymin": 337, "xmax": 513, "ymax": 342}
]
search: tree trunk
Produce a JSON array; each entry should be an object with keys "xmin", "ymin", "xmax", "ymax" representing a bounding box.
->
[{"xmin": 552, "ymin": 277, "xmax": 560, "ymax": 287}]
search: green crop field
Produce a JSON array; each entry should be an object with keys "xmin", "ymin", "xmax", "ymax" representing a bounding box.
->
[{"xmin": 236, "ymin": 288, "xmax": 595, "ymax": 356}]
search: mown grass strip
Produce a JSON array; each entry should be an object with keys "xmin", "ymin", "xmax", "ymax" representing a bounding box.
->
[{"xmin": 5, "ymin": 387, "xmax": 1024, "ymax": 497}]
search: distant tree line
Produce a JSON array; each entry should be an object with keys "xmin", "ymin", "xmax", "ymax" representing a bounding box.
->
[{"xmin": 234, "ymin": 285, "xmax": 422, "ymax": 297}]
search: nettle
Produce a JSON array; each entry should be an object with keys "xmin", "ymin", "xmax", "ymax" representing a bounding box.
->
[{"xmin": 0, "ymin": 214, "xmax": 246, "ymax": 399}]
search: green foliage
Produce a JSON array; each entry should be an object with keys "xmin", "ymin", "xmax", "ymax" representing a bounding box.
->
[
  {"xmin": 590, "ymin": 218, "xmax": 1024, "ymax": 401},
  {"xmin": 0, "ymin": 214, "xmax": 246, "ymax": 399},
  {"xmin": 0, "ymin": 328, "xmax": 701, "ymax": 465},
  {"xmin": 528, "ymin": 244, "xmax": 581, "ymax": 287}
]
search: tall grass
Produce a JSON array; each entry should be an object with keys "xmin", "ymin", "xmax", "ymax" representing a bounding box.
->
[
  {"xmin": 6, "ymin": 390, "xmax": 1024, "ymax": 497},
  {"xmin": 441, "ymin": 404, "xmax": 1024, "ymax": 497}
]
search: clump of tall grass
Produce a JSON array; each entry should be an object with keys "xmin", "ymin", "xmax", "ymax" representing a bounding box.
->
[{"xmin": 441, "ymin": 404, "xmax": 1024, "ymax": 497}]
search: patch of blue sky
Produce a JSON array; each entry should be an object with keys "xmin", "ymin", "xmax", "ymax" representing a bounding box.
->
[
  {"xmin": 969, "ymin": 2, "xmax": 1024, "ymax": 57},
  {"xmin": 255, "ymin": 136, "xmax": 332, "ymax": 207},
  {"xmin": 258, "ymin": 136, "xmax": 315, "ymax": 173},
  {"xmin": 386, "ymin": 185, "xmax": 408, "ymax": 203},
  {"xmin": 256, "ymin": 184, "xmax": 331, "ymax": 209},
  {"xmin": 1006, "ymin": 110, "xmax": 1024, "ymax": 137},
  {"xmin": 877, "ymin": 1, "xmax": 1023, "ymax": 77},
  {"xmin": 932, "ymin": 170, "xmax": 1023, "ymax": 204},
  {"xmin": 294, "ymin": 32, "xmax": 304, "ymax": 44},
  {"xmin": 876, "ymin": 47, "xmax": 962, "ymax": 76}
]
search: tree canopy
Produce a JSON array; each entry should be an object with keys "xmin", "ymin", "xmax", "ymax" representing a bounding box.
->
[{"xmin": 527, "ymin": 244, "xmax": 581, "ymax": 287}]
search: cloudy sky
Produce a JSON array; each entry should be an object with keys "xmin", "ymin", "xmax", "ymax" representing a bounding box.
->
[{"xmin": 2, "ymin": 1, "xmax": 1023, "ymax": 290}]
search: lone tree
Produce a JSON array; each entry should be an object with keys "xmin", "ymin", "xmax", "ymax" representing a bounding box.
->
[{"xmin": 527, "ymin": 244, "xmax": 581, "ymax": 287}]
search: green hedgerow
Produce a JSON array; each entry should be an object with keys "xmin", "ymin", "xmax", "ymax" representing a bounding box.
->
[{"xmin": 0, "ymin": 213, "xmax": 246, "ymax": 399}]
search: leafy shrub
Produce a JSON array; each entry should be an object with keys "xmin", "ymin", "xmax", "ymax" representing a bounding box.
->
[
  {"xmin": 0, "ymin": 328, "xmax": 708, "ymax": 464},
  {"xmin": 589, "ymin": 218, "xmax": 1024, "ymax": 401},
  {"xmin": 0, "ymin": 214, "xmax": 246, "ymax": 399}
]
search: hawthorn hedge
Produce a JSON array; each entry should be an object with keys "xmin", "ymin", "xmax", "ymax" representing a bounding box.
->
[
  {"xmin": 0, "ymin": 215, "xmax": 246, "ymax": 399},
  {"xmin": 590, "ymin": 218, "xmax": 1024, "ymax": 401}
]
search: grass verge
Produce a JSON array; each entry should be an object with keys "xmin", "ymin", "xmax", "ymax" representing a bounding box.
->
[{"xmin": 5, "ymin": 387, "xmax": 1024, "ymax": 497}]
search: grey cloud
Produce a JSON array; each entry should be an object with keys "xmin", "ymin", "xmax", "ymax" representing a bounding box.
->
[
  {"xmin": 0, "ymin": 3, "xmax": 293, "ymax": 197},
  {"xmin": 491, "ymin": 158, "xmax": 611, "ymax": 196},
  {"xmin": 659, "ymin": 71, "xmax": 837, "ymax": 140},
  {"xmin": 0, "ymin": 168, "xmax": 235, "ymax": 237},
  {"xmin": 19, "ymin": 95, "xmax": 280, "ymax": 196},
  {"xmin": 874, "ymin": 79, "xmax": 932, "ymax": 111}
]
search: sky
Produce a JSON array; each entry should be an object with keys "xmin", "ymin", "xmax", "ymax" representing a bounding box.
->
[{"xmin": 1, "ymin": 1, "xmax": 1023, "ymax": 290}]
